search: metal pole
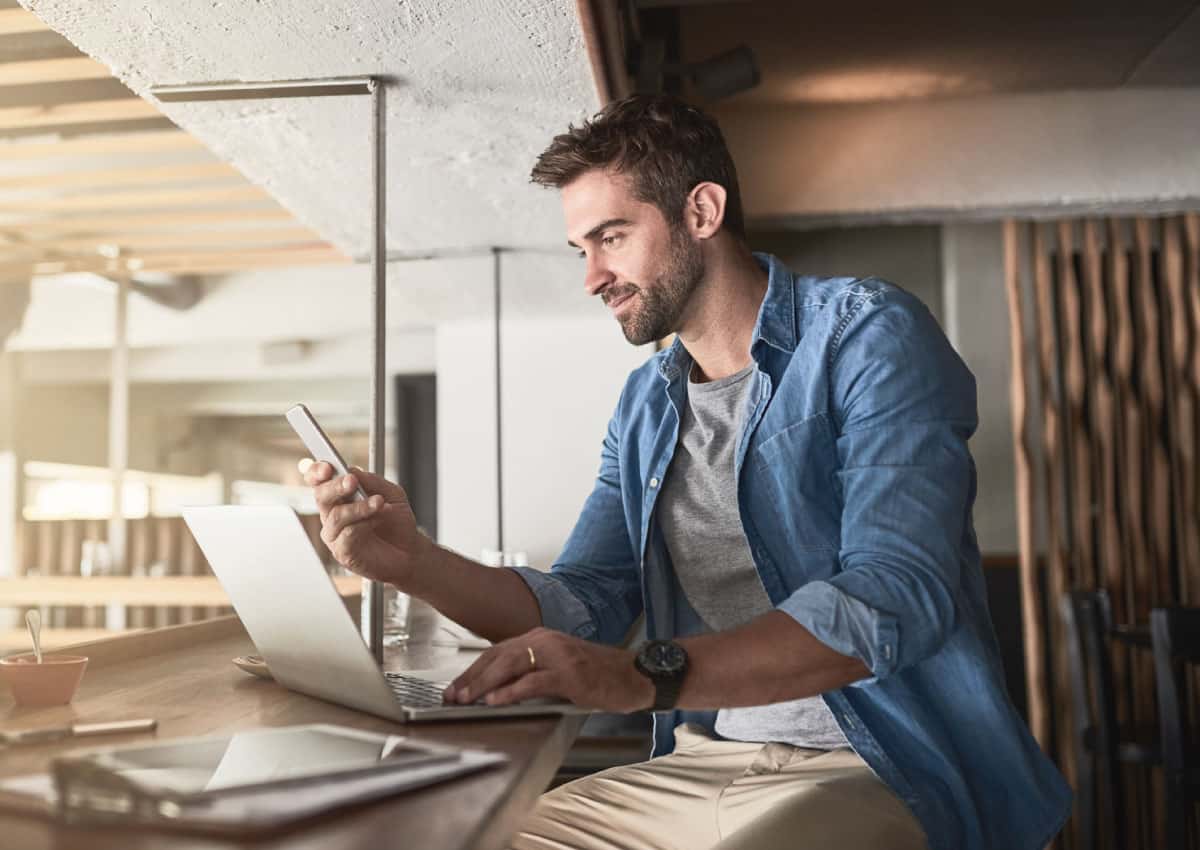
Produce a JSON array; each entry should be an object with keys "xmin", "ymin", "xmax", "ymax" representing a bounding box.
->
[
  {"xmin": 152, "ymin": 77, "xmax": 374, "ymax": 102},
  {"xmin": 363, "ymin": 78, "xmax": 387, "ymax": 662},
  {"xmin": 144, "ymin": 74, "xmax": 387, "ymax": 656},
  {"xmin": 493, "ymin": 247, "xmax": 503, "ymax": 553}
]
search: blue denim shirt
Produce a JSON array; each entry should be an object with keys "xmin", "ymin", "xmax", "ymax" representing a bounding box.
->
[{"xmin": 512, "ymin": 253, "xmax": 1070, "ymax": 850}]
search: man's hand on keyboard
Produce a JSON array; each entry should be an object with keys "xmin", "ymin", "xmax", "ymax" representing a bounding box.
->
[{"xmin": 443, "ymin": 627, "xmax": 654, "ymax": 713}]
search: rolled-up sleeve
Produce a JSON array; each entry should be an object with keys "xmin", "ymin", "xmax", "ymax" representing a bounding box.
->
[
  {"xmin": 508, "ymin": 566, "xmax": 596, "ymax": 637},
  {"xmin": 780, "ymin": 289, "xmax": 977, "ymax": 682}
]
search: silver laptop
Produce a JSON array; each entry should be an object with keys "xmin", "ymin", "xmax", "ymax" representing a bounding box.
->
[{"xmin": 182, "ymin": 504, "xmax": 582, "ymax": 723}]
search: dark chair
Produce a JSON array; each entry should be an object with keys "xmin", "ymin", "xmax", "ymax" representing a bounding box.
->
[
  {"xmin": 1150, "ymin": 606, "xmax": 1200, "ymax": 850},
  {"xmin": 1061, "ymin": 590, "xmax": 1160, "ymax": 850}
]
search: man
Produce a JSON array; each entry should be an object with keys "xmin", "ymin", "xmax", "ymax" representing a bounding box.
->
[{"xmin": 306, "ymin": 95, "xmax": 1070, "ymax": 850}]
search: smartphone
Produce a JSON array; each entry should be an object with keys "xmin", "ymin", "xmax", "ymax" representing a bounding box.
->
[{"xmin": 286, "ymin": 403, "xmax": 367, "ymax": 501}]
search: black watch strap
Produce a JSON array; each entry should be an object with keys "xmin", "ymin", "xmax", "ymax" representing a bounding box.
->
[{"xmin": 648, "ymin": 674, "xmax": 684, "ymax": 712}]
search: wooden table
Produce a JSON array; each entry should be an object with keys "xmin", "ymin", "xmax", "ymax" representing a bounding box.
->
[{"xmin": 0, "ymin": 601, "xmax": 585, "ymax": 850}]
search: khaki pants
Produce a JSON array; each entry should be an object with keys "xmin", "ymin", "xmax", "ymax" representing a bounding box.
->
[{"xmin": 511, "ymin": 723, "xmax": 928, "ymax": 850}]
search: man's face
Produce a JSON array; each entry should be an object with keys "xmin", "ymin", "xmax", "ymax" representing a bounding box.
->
[{"xmin": 563, "ymin": 169, "xmax": 704, "ymax": 346}]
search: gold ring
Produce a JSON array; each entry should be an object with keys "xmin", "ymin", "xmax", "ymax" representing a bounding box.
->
[{"xmin": 527, "ymin": 646, "xmax": 537, "ymax": 671}]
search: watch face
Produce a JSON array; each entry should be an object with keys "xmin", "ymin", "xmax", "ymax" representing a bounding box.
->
[{"xmin": 641, "ymin": 641, "xmax": 686, "ymax": 676}]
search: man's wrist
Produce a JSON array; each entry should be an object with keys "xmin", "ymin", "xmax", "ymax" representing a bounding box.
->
[{"xmin": 396, "ymin": 532, "xmax": 440, "ymax": 595}]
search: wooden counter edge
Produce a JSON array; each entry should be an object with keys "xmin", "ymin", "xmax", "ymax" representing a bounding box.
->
[
  {"xmin": 24, "ymin": 615, "xmax": 249, "ymax": 669},
  {"xmin": 466, "ymin": 713, "xmax": 587, "ymax": 850}
]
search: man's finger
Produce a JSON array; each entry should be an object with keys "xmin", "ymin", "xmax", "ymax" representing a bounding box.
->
[
  {"xmin": 484, "ymin": 671, "xmax": 560, "ymax": 706},
  {"xmin": 321, "ymin": 496, "xmax": 383, "ymax": 544},
  {"xmin": 448, "ymin": 644, "xmax": 529, "ymax": 704},
  {"xmin": 446, "ymin": 648, "xmax": 511, "ymax": 701},
  {"xmin": 446, "ymin": 645, "xmax": 507, "ymax": 701},
  {"xmin": 303, "ymin": 460, "xmax": 335, "ymax": 486},
  {"xmin": 312, "ymin": 472, "xmax": 358, "ymax": 521}
]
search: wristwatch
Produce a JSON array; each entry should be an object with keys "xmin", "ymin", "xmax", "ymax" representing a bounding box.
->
[{"xmin": 633, "ymin": 640, "xmax": 689, "ymax": 711}]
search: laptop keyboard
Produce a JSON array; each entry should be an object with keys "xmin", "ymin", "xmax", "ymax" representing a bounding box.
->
[{"xmin": 384, "ymin": 672, "xmax": 486, "ymax": 708}]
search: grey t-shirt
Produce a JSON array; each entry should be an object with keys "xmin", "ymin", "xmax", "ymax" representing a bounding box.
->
[{"xmin": 657, "ymin": 362, "xmax": 849, "ymax": 750}]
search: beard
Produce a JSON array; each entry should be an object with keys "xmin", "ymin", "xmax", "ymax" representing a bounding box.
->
[{"xmin": 606, "ymin": 228, "xmax": 705, "ymax": 346}]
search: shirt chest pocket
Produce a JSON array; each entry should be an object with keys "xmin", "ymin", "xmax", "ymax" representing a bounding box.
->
[{"xmin": 746, "ymin": 412, "xmax": 842, "ymax": 555}]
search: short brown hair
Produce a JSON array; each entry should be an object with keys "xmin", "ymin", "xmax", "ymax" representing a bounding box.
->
[{"xmin": 530, "ymin": 94, "xmax": 746, "ymax": 240}]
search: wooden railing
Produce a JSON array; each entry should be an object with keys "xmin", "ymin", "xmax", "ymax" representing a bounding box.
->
[{"xmin": 4, "ymin": 513, "xmax": 335, "ymax": 648}]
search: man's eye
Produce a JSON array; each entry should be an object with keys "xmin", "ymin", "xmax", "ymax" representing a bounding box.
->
[
  {"xmin": 576, "ymin": 250, "xmax": 586, "ymax": 259},
  {"xmin": 602, "ymin": 234, "xmax": 621, "ymax": 247}
]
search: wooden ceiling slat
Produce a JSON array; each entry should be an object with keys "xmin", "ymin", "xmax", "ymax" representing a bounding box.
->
[
  {"xmin": 5, "ymin": 208, "xmax": 296, "ymax": 233},
  {"xmin": 26, "ymin": 227, "xmax": 322, "ymax": 252},
  {"xmin": 0, "ymin": 98, "xmax": 159, "ymax": 131},
  {"xmin": 0, "ymin": 8, "xmax": 49, "ymax": 36},
  {"xmin": 0, "ymin": 130, "xmax": 201, "ymax": 160},
  {"xmin": 25, "ymin": 247, "xmax": 349, "ymax": 276},
  {"xmin": 0, "ymin": 184, "xmax": 270, "ymax": 213},
  {"xmin": 132, "ymin": 241, "xmax": 335, "ymax": 258},
  {"xmin": 0, "ymin": 161, "xmax": 241, "ymax": 192},
  {"xmin": 0, "ymin": 57, "xmax": 110, "ymax": 88},
  {"xmin": 0, "ymin": 240, "xmax": 337, "ymax": 268},
  {"xmin": 0, "ymin": 21, "xmax": 337, "ymax": 281}
]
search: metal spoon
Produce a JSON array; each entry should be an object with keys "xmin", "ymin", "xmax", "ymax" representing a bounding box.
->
[{"xmin": 25, "ymin": 610, "xmax": 42, "ymax": 663}]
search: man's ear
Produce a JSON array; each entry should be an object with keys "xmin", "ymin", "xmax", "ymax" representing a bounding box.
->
[{"xmin": 685, "ymin": 182, "xmax": 727, "ymax": 240}]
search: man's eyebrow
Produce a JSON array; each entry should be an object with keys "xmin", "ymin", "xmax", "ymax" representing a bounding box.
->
[{"xmin": 567, "ymin": 218, "xmax": 633, "ymax": 249}]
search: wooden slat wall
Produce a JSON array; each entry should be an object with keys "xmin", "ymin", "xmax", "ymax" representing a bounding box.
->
[
  {"xmin": 1005, "ymin": 214, "xmax": 1200, "ymax": 850},
  {"xmin": 1031, "ymin": 223, "xmax": 1077, "ymax": 801},
  {"xmin": 14, "ymin": 514, "xmax": 333, "ymax": 629},
  {"xmin": 1005, "ymin": 221, "xmax": 1049, "ymax": 747},
  {"xmin": 1185, "ymin": 215, "xmax": 1200, "ymax": 601}
]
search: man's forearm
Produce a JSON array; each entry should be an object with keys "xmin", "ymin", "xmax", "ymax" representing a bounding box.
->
[
  {"xmin": 674, "ymin": 611, "xmax": 870, "ymax": 709},
  {"xmin": 405, "ymin": 542, "xmax": 542, "ymax": 643}
]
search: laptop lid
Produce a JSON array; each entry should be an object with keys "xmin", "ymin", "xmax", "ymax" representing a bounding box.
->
[{"xmin": 181, "ymin": 505, "xmax": 406, "ymax": 722}]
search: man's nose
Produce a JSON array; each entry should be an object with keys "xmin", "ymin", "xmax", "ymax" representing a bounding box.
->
[{"xmin": 583, "ymin": 255, "xmax": 614, "ymax": 297}]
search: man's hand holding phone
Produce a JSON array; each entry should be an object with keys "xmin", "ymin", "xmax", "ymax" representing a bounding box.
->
[
  {"xmin": 291, "ymin": 404, "xmax": 542, "ymax": 644},
  {"xmin": 301, "ymin": 460, "xmax": 433, "ymax": 590}
]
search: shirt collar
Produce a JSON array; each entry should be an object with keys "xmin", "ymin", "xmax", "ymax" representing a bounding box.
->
[{"xmin": 749, "ymin": 252, "xmax": 797, "ymax": 353}]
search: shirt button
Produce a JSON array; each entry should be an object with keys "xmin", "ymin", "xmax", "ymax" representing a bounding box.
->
[{"xmin": 649, "ymin": 477, "xmax": 659, "ymax": 488}]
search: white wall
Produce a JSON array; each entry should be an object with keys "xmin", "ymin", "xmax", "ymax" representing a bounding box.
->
[
  {"xmin": 941, "ymin": 222, "xmax": 1018, "ymax": 553},
  {"xmin": 499, "ymin": 319, "xmax": 651, "ymax": 569},
  {"xmin": 435, "ymin": 320, "xmax": 499, "ymax": 562},
  {"xmin": 435, "ymin": 317, "xmax": 651, "ymax": 569},
  {"xmin": 722, "ymin": 87, "xmax": 1200, "ymax": 225}
]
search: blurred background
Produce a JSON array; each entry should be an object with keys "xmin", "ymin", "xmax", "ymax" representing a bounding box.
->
[{"xmin": 1, "ymin": 2, "xmax": 1198, "ymax": 845}]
